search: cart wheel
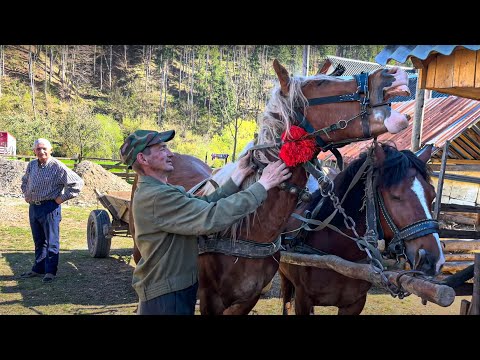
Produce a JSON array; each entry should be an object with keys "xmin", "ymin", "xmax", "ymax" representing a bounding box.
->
[{"xmin": 87, "ymin": 209, "xmax": 112, "ymax": 258}]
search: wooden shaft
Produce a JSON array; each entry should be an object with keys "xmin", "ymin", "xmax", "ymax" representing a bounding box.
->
[{"xmin": 280, "ymin": 251, "xmax": 455, "ymax": 307}]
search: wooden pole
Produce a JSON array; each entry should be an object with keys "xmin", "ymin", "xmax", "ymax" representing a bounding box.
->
[
  {"xmin": 280, "ymin": 251, "xmax": 456, "ymax": 307},
  {"xmin": 411, "ymin": 74, "xmax": 426, "ymax": 152},
  {"xmin": 433, "ymin": 140, "xmax": 450, "ymax": 220},
  {"xmin": 302, "ymin": 45, "xmax": 310, "ymax": 76},
  {"xmin": 468, "ymin": 253, "xmax": 480, "ymax": 315}
]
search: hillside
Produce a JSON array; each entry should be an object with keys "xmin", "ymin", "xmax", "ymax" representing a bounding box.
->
[{"xmin": 0, "ymin": 45, "xmax": 386, "ymax": 161}]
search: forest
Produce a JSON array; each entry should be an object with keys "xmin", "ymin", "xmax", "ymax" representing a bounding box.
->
[{"xmin": 0, "ymin": 45, "xmax": 387, "ymax": 166}]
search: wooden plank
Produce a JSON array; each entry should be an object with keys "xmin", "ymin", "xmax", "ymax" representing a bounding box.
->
[
  {"xmin": 436, "ymin": 203, "xmax": 480, "ymax": 213},
  {"xmin": 431, "ymin": 159, "xmax": 480, "ymax": 165},
  {"xmin": 430, "ymin": 164, "xmax": 480, "ymax": 171},
  {"xmin": 441, "ymin": 239, "xmax": 480, "ymax": 251},
  {"xmin": 279, "ymin": 251, "xmax": 455, "ymax": 307},
  {"xmin": 453, "ymin": 49, "xmax": 477, "ymax": 88},
  {"xmin": 435, "ymin": 54, "xmax": 455, "ymax": 89},
  {"xmin": 445, "ymin": 253, "xmax": 476, "ymax": 261},
  {"xmin": 425, "ymin": 55, "xmax": 437, "ymax": 89},
  {"xmin": 440, "ymin": 212, "xmax": 478, "ymax": 226},
  {"xmin": 440, "ymin": 229, "xmax": 480, "ymax": 239},
  {"xmin": 431, "ymin": 172, "xmax": 480, "ymax": 184},
  {"xmin": 475, "ymin": 50, "xmax": 480, "ymax": 88},
  {"xmin": 434, "ymin": 141, "xmax": 449, "ymax": 220}
]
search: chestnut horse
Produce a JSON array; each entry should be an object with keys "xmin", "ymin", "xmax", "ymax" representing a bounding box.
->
[
  {"xmin": 279, "ymin": 143, "xmax": 446, "ymax": 315},
  {"xmin": 130, "ymin": 59, "xmax": 412, "ymax": 314}
]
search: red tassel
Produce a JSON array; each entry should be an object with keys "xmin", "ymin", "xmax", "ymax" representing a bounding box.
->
[{"xmin": 279, "ymin": 126, "xmax": 317, "ymax": 167}]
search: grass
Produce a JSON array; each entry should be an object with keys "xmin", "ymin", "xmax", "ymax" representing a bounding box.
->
[
  {"xmin": 0, "ymin": 196, "xmax": 138, "ymax": 315},
  {"xmin": 0, "ymin": 196, "xmax": 469, "ymax": 315}
]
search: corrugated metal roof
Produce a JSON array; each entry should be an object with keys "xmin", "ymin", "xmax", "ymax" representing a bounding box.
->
[
  {"xmin": 318, "ymin": 96, "xmax": 480, "ymax": 164},
  {"xmin": 375, "ymin": 45, "xmax": 480, "ymax": 65},
  {"xmin": 324, "ymin": 55, "xmax": 414, "ymax": 76}
]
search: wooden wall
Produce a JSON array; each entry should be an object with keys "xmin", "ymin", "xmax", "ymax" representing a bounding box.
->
[{"xmin": 417, "ymin": 49, "xmax": 480, "ymax": 100}]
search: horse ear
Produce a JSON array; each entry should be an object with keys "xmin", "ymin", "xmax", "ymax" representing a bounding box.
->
[
  {"xmin": 416, "ymin": 144, "xmax": 433, "ymax": 164},
  {"xmin": 373, "ymin": 142, "xmax": 385, "ymax": 167},
  {"xmin": 273, "ymin": 59, "xmax": 290, "ymax": 96}
]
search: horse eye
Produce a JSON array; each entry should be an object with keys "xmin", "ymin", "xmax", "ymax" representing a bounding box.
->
[{"xmin": 391, "ymin": 195, "xmax": 401, "ymax": 201}]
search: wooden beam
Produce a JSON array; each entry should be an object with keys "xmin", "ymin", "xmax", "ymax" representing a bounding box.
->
[
  {"xmin": 445, "ymin": 253, "xmax": 476, "ymax": 261},
  {"xmin": 431, "ymin": 172, "xmax": 480, "ymax": 185},
  {"xmin": 279, "ymin": 251, "xmax": 455, "ymax": 307},
  {"xmin": 430, "ymin": 164, "xmax": 480, "ymax": 171},
  {"xmin": 435, "ymin": 203, "xmax": 480, "ymax": 213},
  {"xmin": 411, "ymin": 78, "xmax": 426, "ymax": 152},
  {"xmin": 440, "ymin": 230, "xmax": 480, "ymax": 240},
  {"xmin": 441, "ymin": 239, "xmax": 480, "ymax": 251},
  {"xmin": 434, "ymin": 141, "xmax": 449, "ymax": 220},
  {"xmin": 430, "ymin": 159, "xmax": 480, "ymax": 165}
]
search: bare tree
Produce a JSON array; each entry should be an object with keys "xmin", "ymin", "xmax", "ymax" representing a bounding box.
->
[{"xmin": 28, "ymin": 45, "xmax": 37, "ymax": 121}]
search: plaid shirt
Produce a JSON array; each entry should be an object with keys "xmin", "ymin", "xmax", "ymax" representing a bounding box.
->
[{"xmin": 21, "ymin": 157, "xmax": 84, "ymax": 203}]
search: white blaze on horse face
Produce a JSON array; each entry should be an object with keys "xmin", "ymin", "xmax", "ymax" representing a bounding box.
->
[{"xmin": 412, "ymin": 177, "xmax": 446, "ymax": 273}]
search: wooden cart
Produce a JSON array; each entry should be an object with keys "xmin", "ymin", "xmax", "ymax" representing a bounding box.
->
[{"xmin": 86, "ymin": 189, "xmax": 132, "ymax": 258}]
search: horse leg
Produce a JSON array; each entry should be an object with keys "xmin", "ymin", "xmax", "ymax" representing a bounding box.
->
[
  {"xmin": 293, "ymin": 289, "xmax": 313, "ymax": 315},
  {"xmin": 198, "ymin": 290, "xmax": 226, "ymax": 315},
  {"xmin": 280, "ymin": 271, "xmax": 295, "ymax": 315},
  {"xmin": 223, "ymin": 296, "xmax": 261, "ymax": 315},
  {"xmin": 337, "ymin": 295, "xmax": 367, "ymax": 315}
]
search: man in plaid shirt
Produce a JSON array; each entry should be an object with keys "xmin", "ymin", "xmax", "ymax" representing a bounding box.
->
[{"xmin": 20, "ymin": 138, "xmax": 84, "ymax": 283}]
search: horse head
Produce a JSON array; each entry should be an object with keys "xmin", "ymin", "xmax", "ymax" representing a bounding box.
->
[
  {"xmin": 373, "ymin": 143, "xmax": 445, "ymax": 276},
  {"xmin": 272, "ymin": 59, "xmax": 410, "ymax": 150}
]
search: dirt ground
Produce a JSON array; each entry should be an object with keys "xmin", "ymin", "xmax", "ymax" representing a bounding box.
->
[{"xmin": 0, "ymin": 195, "xmax": 471, "ymax": 315}]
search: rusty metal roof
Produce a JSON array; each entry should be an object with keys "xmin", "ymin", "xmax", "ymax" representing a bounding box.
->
[
  {"xmin": 375, "ymin": 45, "xmax": 480, "ymax": 65},
  {"xmin": 318, "ymin": 96, "xmax": 480, "ymax": 164}
]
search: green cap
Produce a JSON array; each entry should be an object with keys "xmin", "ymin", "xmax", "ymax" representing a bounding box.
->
[{"xmin": 120, "ymin": 129, "xmax": 175, "ymax": 168}]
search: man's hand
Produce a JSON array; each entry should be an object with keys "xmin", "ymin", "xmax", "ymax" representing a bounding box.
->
[
  {"xmin": 231, "ymin": 152, "xmax": 255, "ymax": 187},
  {"xmin": 55, "ymin": 196, "xmax": 63, "ymax": 205},
  {"xmin": 258, "ymin": 160, "xmax": 292, "ymax": 191}
]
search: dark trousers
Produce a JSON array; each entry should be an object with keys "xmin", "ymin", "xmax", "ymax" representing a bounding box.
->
[
  {"xmin": 29, "ymin": 200, "xmax": 62, "ymax": 275},
  {"xmin": 137, "ymin": 282, "xmax": 199, "ymax": 315}
]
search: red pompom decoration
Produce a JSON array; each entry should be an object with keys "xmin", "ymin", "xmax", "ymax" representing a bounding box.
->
[{"xmin": 279, "ymin": 125, "xmax": 317, "ymax": 167}]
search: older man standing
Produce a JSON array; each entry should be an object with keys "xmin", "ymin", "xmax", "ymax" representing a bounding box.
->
[{"xmin": 20, "ymin": 138, "xmax": 84, "ymax": 283}]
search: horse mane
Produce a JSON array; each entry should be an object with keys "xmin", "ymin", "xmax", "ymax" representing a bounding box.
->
[
  {"xmin": 308, "ymin": 142, "xmax": 431, "ymax": 227},
  {"xmin": 199, "ymin": 73, "xmax": 327, "ymax": 239}
]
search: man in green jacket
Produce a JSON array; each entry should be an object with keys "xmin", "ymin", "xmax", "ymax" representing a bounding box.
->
[{"xmin": 120, "ymin": 129, "xmax": 291, "ymax": 315}]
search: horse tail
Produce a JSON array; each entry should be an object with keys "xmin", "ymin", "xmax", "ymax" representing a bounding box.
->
[{"xmin": 279, "ymin": 270, "xmax": 295, "ymax": 315}]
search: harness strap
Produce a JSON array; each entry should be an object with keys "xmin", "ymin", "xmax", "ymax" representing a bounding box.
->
[
  {"xmin": 354, "ymin": 72, "xmax": 371, "ymax": 139},
  {"xmin": 198, "ymin": 235, "xmax": 282, "ymax": 259},
  {"xmin": 188, "ymin": 177, "xmax": 219, "ymax": 195}
]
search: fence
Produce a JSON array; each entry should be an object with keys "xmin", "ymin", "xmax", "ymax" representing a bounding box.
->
[{"xmin": 1, "ymin": 155, "xmax": 134, "ymax": 182}]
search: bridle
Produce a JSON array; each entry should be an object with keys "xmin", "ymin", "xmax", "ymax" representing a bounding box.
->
[
  {"xmin": 294, "ymin": 72, "xmax": 391, "ymax": 170},
  {"xmin": 375, "ymin": 187, "xmax": 440, "ymax": 259}
]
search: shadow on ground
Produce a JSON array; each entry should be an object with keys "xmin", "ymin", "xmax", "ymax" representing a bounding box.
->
[{"xmin": 1, "ymin": 248, "xmax": 137, "ymax": 310}]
